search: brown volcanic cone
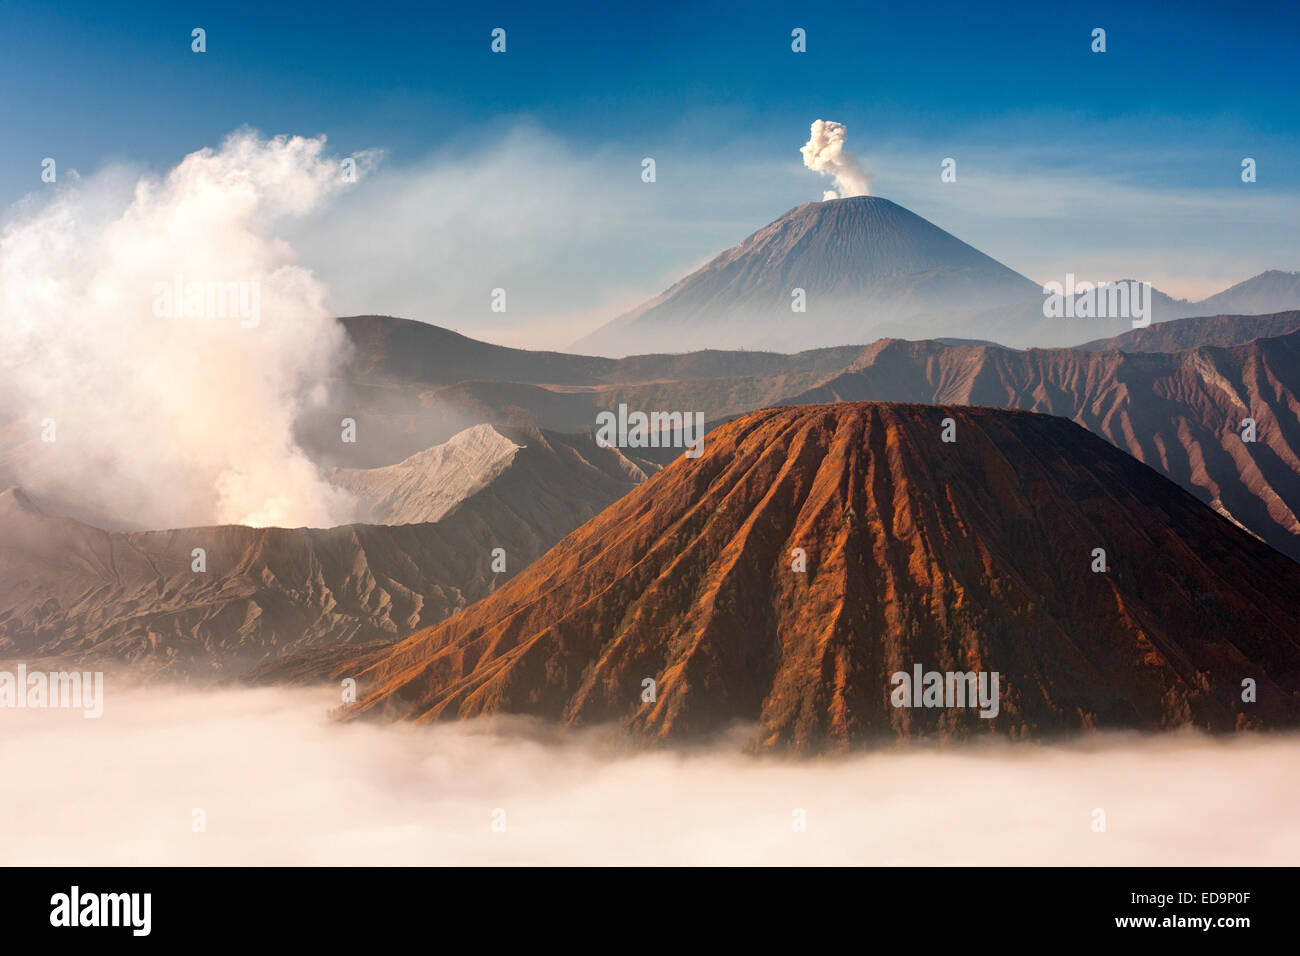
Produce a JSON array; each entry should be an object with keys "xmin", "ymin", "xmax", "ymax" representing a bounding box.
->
[{"xmin": 312, "ymin": 403, "xmax": 1300, "ymax": 751}]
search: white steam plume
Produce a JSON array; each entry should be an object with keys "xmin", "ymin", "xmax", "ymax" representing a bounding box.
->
[
  {"xmin": 800, "ymin": 119, "xmax": 872, "ymax": 200},
  {"xmin": 0, "ymin": 130, "xmax": 365, "ymax": 529}
]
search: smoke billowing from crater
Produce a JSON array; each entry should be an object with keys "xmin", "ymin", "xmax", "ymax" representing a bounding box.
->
[
  {"xmin": 800, "ymin": 119, "xmax": 872, "ymax": 200},
  {"xmin": 0, "ymin": 130, "xmax": 365, "ymax": 529}
]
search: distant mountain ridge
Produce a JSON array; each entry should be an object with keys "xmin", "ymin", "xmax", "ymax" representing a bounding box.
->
[
  {"xmin": 6, "ymin": 310, "xmax": 1297, "ymax": 681},
  {"xmin": 1079, "ymin": 310, "xmax": 1300, "ymax": 353},
  {"xmin": 324, "ymin": 314, "xmax": 1300, "ymax": 563},
  {"xmin": 1194, "ymin": 270, "xmax": 1300, "ymax": 317},
  {"xmin": 780, "ymin": 331, "xmax": 1300, "ymax": 561},
  {"xmin": 980, "ymin": 273, "xmax": 1300, "ymax": 348}
]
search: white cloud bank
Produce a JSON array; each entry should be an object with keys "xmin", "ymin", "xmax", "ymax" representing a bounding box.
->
[{"xmin": 1, "ymin": 684, "xmax": 1297, "ymax": 866}]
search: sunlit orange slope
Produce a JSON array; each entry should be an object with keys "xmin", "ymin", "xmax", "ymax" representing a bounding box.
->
[{"xmin": 301, "ymin": 403, "xmax": 1300, "ymax": 751}]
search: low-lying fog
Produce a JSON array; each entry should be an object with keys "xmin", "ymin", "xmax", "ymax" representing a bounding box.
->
[{"xmin": 2, "ymin": 684, "xmax": 1296, "ymax": 866}]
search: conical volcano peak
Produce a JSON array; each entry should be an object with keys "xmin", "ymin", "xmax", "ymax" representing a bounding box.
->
[
  {"xmin": 571, "ymin": 197, "xmax": 1041, "ymax": 355},
  {"xmin": 736, "ymin": 194, "xmax": 1011, "ymax": 279},
  {"xmin": 780, "ymin": 194, "xmax": 900, "ymax": 215},
  {"xmin": 780, "ymin": 193, "xmax": 903, "ymax": 217},
  {"xmin": 299, "ymin": 401, "xmax": 1300, "ymax": 751}
]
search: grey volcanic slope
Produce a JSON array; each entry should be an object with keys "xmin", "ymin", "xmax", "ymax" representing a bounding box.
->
[
  {"xmin": 571, "ymin": 196, "xmax": 1042, "ymax": 355},
  {"xmin": 0, "ymin": 427, "xmax": 649, "ymax": 678},
  {"xmin": 0, "ymin": 488, "xmax": 471, "ymax": 679},
  {"xmin": 331, "ymin": 424, "xmax": 524, "ymax": 525},
  {"xmin": 332, "ymin": 424, "xmax": 651, "ymax": 526}
]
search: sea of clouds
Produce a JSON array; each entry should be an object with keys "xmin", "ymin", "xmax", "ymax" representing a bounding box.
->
[{"xmin": 1, "ymin": 683, "xmax": 1297, "ymax": 866}]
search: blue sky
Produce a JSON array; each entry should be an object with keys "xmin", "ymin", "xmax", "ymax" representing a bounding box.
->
[{"xmin": 3, "ymin": 0, "xmax": 1299, "ymax": 342}]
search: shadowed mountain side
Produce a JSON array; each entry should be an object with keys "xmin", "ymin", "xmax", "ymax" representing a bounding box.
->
[
  {"xmin": 341, "ymin": 314, "xmax": 865, "ymax": 387},
  {"xmin": 294, "ymin": 366, "xmax": 857, "ymax": 470},
  {"xmin": 422, "ymin": 374, "xmax": 850, "ymax": 436},
  {"xmin": 338, "ymin": 309, "xmax": 1300, "ymax": 399},
  {"xmin": 1079, "ymin": 311, "xmax": 1300, "ymax": 353},
  {"xmin": 262, "ymin": 404, "xmax": 1300, "ymax": 752},
  {"xmin": 0, "ymin": 493, "xmax": 474, "ymax": 679},
  {"xmin": 293, "ymin": 378, "xmax": 686, "ymax": 471},
  {"xmin": 0, "ymin": 426, "xmax": 650, "ymax": 678}
]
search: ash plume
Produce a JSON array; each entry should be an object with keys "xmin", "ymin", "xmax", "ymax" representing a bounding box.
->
[{"xmin": 800, "ymin": 119, "xmax": 872, "ymax": 200}]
